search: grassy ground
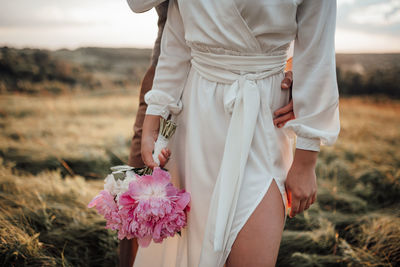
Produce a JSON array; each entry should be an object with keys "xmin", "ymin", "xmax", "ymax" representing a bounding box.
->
[
  {"xmin": 0, "ymin": 93, "xmax": 399, "ymax": 266},
  {"xmin": 0, "ymin": 92, "xmax": 139, "ymax": 178}
]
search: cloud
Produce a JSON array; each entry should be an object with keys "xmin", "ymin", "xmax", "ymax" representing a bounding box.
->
[
  {"xmin": 336, "ymin": 28, "xmax": 400, "ymax": 53},
  {"xmin": 0, "ymin": 0, "xmax": 158, "ymax": 49},
  {"xmin": 0, "ymin": 0, "xmax": 130, "ymax": 28},
  {"xmin": 337, "ymin": 0, "xmax": 400, "ymax": 35}
]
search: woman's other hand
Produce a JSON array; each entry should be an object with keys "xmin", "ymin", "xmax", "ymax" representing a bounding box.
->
[
  {"xmin": 285, "ymin": 148, "xmax": 318, "ymax": 218},
  {"xmin": 141, "ymin": 114, "xmax": 172, "ymax": 169}
]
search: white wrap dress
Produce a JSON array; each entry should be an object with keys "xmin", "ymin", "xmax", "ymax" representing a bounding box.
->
[{"xmin": 129, "ymin": 0, "xmax": 340, "ymax": 266}]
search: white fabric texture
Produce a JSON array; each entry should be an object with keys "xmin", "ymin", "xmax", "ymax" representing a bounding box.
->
[{"xmin": 134, "ymin": 0, "xmax": 340, "ymax": 266}]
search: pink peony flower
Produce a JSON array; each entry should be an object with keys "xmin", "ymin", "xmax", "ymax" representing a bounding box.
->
[
  {"xmin": 88, "ymin": 190, "xmax": 122, "ymax": 231},
  {"xmin": 118, "ymin": 167, "xmax": 191, "ymax": 247}
]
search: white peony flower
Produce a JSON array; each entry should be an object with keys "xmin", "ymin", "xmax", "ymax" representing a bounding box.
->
[{"xmin": 104, "ymin": 174, "xmax": 121, "ymax": 196}]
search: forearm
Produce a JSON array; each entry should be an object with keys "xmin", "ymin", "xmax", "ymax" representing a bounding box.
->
[
  {"xmin": 293, "ymin": 148, "xmax": 318, "ymax": 168},
  {"xmin": 129, "ymin": 65, "xmax": 156, "ymax": 167}
]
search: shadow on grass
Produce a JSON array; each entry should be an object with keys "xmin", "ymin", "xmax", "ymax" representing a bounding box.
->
[{"xmin": 0, "ymin": 148, "xmax": 128, "ymax": 179}]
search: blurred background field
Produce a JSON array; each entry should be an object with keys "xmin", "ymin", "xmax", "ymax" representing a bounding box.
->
[{"xmin": 0, "ymin": 46, "xmax": 399, "ymax": 266}]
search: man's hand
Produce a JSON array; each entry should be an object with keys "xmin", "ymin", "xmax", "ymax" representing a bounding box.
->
[
  {"xmin": 273, "ymin": 71, "xmax": 295, "ymax": 128},
  {"xmin": 285, "ymin": 149, "xmax": 318, "ymax": 218}
]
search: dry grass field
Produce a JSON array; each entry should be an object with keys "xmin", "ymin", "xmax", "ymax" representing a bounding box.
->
[
  {"xmin": 0, "ymin": 92, "xmax": 140, "ymax": 178},
  {"xmin": 0, "ymin": 92, "xmax": 399, "ymax": 266}
]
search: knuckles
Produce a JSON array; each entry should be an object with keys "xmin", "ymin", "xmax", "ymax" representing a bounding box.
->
[{"xmin": 292, "ymin": 190, "xmax": 312, "ymax": 200}]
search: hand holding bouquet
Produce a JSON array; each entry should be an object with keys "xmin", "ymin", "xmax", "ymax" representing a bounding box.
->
[{"xmin": 88, "ymin": 117, "xmax": 191, "ymax": 247}]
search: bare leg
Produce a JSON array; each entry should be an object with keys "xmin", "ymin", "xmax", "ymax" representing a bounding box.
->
[
  {"xmin": 119, "ymin": 65, "xmax": 156, "ymax": 267},
  {"xmin": 226, "ymin": 179, "xmax": 285, "ymax": 267}
]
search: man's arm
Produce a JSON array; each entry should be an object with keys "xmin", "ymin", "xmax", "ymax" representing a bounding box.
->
[
  {"xmin": 127, "ymin": 1, "xmax": 169, "ymax": 168},
  {"xmin": 122, "ymin": 2, "xmax": 169, "ymax": 267},
  {"xmin": 128, "ymin": 65, "xmax": 156, "ymax": 168}
]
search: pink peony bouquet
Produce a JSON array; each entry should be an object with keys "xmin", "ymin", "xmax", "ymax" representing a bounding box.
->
[
  {"xmin": 88, "ymin": 118, "xmax": 190, "ymax": 247},
  {"xmin": 88, "ymin": 167, "xmax": 190, "ymax": 247}
]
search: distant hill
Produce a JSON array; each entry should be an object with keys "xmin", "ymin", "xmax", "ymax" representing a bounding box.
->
[
  {"xmin": 1, "ymin": 46, "xmax": 399, "ymax": 97},
  {"xmin": 336, "ymin": 54, "xmax": 400, "ymax": 98},
  {"xmin": 336, "ymin": 53, "xmax": 400, "ymax": 73},
  {"xmin": 0, "ymin": 47, "xmax": 152, "ymax": 95},
  {"xmin": 0, "ymin": 47, "xmax": 94, "ymax": 94},
  {"xmin": 53, "ymin": 47, "xmax": 152, "ymax": 83}
]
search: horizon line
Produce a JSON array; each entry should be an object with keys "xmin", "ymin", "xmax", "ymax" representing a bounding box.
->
[{"xmin": 1, "ymin": 44, "xmax": 400, "ymax": 55}]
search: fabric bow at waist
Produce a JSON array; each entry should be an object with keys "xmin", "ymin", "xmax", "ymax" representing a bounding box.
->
[
  {"xmin": 190, "ymin": 49, "xmax": 287, "ymax": 264},
  {"xmin": 191, "ymin": 50, "xmax": 287, "ymax": 113}
]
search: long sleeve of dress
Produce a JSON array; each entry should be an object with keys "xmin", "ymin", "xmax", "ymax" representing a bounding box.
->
[
  {"xmin": 143, "ymin": 0, "xmax": 192, "ymax": 119},
  {"xmin": 283, "ymin": 0, "xmax": 340, "ymax": 151}
]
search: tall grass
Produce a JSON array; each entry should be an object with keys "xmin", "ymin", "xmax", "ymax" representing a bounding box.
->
[{"xmin": 0, "ymin": 159, "xmax": 118, "ymax": 266}]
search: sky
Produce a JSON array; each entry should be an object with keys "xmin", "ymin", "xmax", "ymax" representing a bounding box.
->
[{"xmin": 0, "ymin": 0, "xmax": 399, "ymax": 53}]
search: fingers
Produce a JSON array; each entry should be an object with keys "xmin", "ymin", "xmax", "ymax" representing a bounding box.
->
[
  {"xmin": 298, "ymin": 198, "xmax": 308, "ymax": 214},
  {"xmin": 304, "ymin": 197, "xmax": 313, "ymax": 211},
  {"xmin": 141, "ymin": 137, "xmax": 157, "ymax": 168},
  {"xmin": 274, "ymin": 99, "xmax": 293, "ymax": 117},
  {"xmin": 158, "ymin": 148, "xmax": 171, "ymax": 168},
  {"xmin": 273, "ymin": 99, "xmax": 295, "ymax": 127},
  {"xmin": 281, "ymin": 71, "xmax": 293, "ymax": 90},
  {"xmin": 287, "ymin": 185, "xmax": 316, "ymax": 218},
  {"xmin": 289, "ymin": 193, "xmax": 315, "ymax": 218},
  {"xmin": 306, "ymin": 189, "xmax": 317, "ymax": 210},
  {"xmin": 293, "ymin": 198, "xmax": 312, "ymax": 217},
  {"xmin": 310, "ymin": 191, "xmax": 317, "ymax": 205},
  {"xmin": 141, "ymin": 138, "xmax": 157, "ymax": 169},
  {"xmin": 274, "ymin": 112, "xmax": 295, "ymax": 128},
  {"xmin": 289, "ymin": 196, "xmax": 300, "ymax": 218},
  {"xmin": 162, "ymin": 148, "xmax": 171, "ymax": 159},
  {"xmin": 274, "ymin": 73, "xmax": 294, "ymax": 128},
  {"xmin": 141, "ymin": 115, "xmax": 161, "ymax": 169}
]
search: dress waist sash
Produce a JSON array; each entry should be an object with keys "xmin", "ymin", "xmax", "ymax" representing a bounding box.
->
[{"xmin": 190, "ymin": 49, "xmax": 287, "ymax": 261}]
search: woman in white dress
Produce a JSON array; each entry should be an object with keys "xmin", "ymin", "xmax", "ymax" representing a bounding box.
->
[{"xmin": 135, "ymin": 0, "xmax": 340, "ymax": 266}]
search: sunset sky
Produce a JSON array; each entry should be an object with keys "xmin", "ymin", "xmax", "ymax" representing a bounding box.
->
[{"xmin": 0, "ymin": 0, "xmax": 399, "ymax": 53}]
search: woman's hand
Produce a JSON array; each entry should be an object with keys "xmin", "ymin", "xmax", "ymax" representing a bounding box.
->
[
  {"xmin": 285, "ymin": 148, "xmax": 318, "ymax": 218},
  {"xmin": 141, "ymin": 114, "xmax": 172, "ymax": 169}
]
